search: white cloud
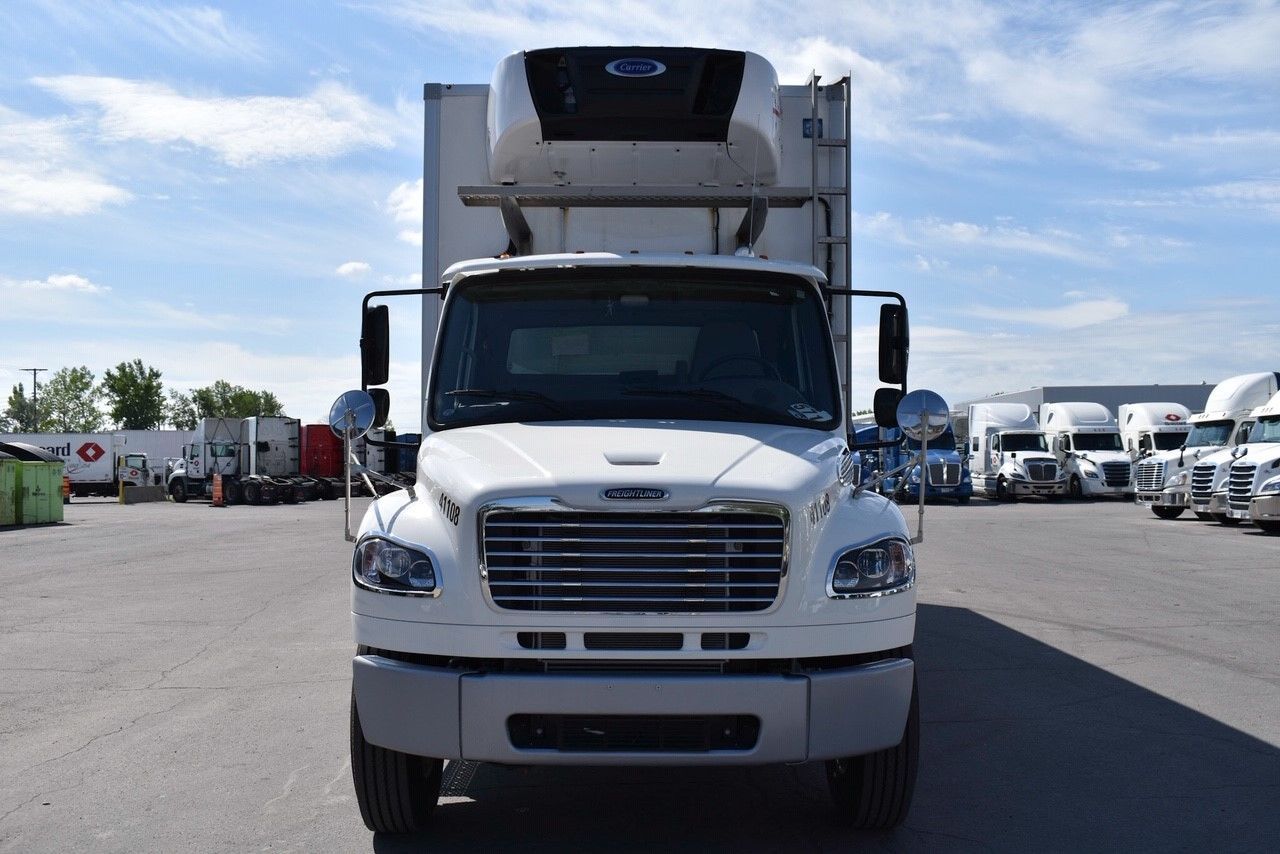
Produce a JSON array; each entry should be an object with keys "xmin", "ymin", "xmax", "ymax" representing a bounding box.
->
[
  {"xmin": 0, "ymin": 107, "xmax": 133, "ymax": 216},
  {"xmin": 122, "ymin": 4, "xmax": 262, "ymax": 59},
  {"xmin": 916, "ymin": 217, "xmax": 1102, "ymax": 265},
  {"xmin": 33, "ymin": 76, "xmax": 395, "ymax": 167},
  {"xmin": 335, "ymin": 261, "xmax": 372, "ymax": 278},
  {"xmin": 1, "ymin": 273, "xmax": 110, "ymax": 294},
  {"xmin": 387, "ymin": 178, "xmax": 423, "ymax": 246},
  {"xmin": 964, "ymin": 297, "xmax": 1130, "ymax": 330}
]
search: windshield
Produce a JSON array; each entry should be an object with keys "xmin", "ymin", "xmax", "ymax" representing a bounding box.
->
[
  {"xmin": 906, "ymin": 427, "xmax": 955, "ymax": 450},
  {"xmin": 1072, "ymin": 432, "xmax": 1123, "ymax": 452},
  {"xmin": 1184, "ymin": 420, "xmax": 1232, "ymax": 448},
  {"xmin": 429, "ymin": 269, "xmax": 841, "ymax": 431},
  {"xmin": 124, "ymin": 455, "xmax": 146, "ymax": 468},
  {"xmin": 1001, "ymin": 433, "xmax": 1047, "ymax": 452},
  {"xmin": 1152, "ymin": 432, "xmax": 1188, "ymax": 451},
  {"xmin": 1247, "ymin": 416, "xmax": 1280, "ymax": 443}
]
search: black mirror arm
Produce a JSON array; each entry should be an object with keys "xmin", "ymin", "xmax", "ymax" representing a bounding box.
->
[
  {"xmin": 824, "ymin": 287, "xmax": 909, "ymax": 395},
  {"xmin": 359, "ymin": 286, "xmax": 447, "ymax": 391}
]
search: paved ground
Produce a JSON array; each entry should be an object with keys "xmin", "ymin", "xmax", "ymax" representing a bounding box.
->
[{"xmin": 1, "ymin": 496, "xmax": 1278, "ymax": 852}]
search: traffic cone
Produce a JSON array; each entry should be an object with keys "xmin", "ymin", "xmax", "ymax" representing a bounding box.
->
[
  {"xmin": 63, "ymin": 475, "xmax": 71, "ymax": 505},
  {"xmin": 212, "ymin": 473, "xmax": 224, "ymax": 507}
]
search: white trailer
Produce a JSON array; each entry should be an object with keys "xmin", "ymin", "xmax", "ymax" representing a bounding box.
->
[
  {"xmin": 1134, "ymin": 373, "xmax": 1277, "ymax": 520},
  {"xmin": 1040, "ymin": 402, "xmax": 1132, "ymax": 499},
  {"xmin": 1181, "ymin": 372, "xmax": 1280, "ymax": 523},
  {"xmin": 341, "ymin": 46, "xmax": 942, "ymax": 833},
  {"xmin": 1118, "ymin": 402, "xmax": 1192, "ymax": 460},
  {"xmin": 966, "ymin": 403, "xmax": 1065, "ymax": 500},
  {"xmin": 0, "ymin": 431, "xmax": 156, "ymax": 496}
]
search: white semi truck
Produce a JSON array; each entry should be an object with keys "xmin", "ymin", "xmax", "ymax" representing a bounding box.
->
[
  {"xmin": 1040, "ymin": 402, "xmax": 1133, "ymax": 499},
  {"xmin": 1222, "ymin": 391, "xmax": 1280, "ymax": 532},
  {"xmin": 1186, "ymin": 373, "xmax": 1280, "ymax": 524},
  {"xmin": 339, "ymin": 46, "xmax": 947, "ymax": 833},
  {"xmin": 1118, "ymin": 402, "xmax": 1192, "ymax": 460},
  {"xmin": 1135, "ymin": 373, "xmax": 1278, "ymax": 520},
  {"xmin": 966, "ymin": 403, "xmax": 1066, "ymax": 500}
]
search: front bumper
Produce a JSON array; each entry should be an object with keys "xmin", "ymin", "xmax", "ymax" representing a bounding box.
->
[
  {"xmin": 352, "ymin": 653, "xmax": 914, "ymax": 765},
  {"xmin": 1250, "ymin": 494, "xmax": 1280, "ymax": 521},
  {"xmin": 1135, "ymin": 489, "xmax": 1189, "ymax": 508},
  {"xmin": 1010, "ymin": 480, "xmax": 1065, "ymax": 497},
  {"xmin": 902, "ymin": 482, "xmax": 972, "ymax": 500},
  {"xmin": 1191, "ymin": 492, "xmax": 1228, "ymax": 514}
]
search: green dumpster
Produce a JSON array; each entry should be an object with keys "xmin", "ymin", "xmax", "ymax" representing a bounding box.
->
[
  {"xmin": 0, "ymin": 451, "xmax": 16, "ymax": 526},
  {"xmin": 0, "ymin": 442, "xmax": 65, "ymax": 525}
]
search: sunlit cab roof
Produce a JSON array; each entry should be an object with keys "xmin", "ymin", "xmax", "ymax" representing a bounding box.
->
[{"xmin": 442, "ymin": 252, "xmax": 827, "ymax": 287}]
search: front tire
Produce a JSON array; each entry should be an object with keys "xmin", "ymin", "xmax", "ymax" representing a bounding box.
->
[
  {"xmin": 1068, "ymin": 475, "xmax": 1083, "ymax": 500},
  {"xmin": 1212, "ymin": 513, "xmax": 1240, "ymax": 527},
  {"xmin": 995, "ymin": 477, "xmax": 1012, "ymax": 502},
  {"xmin": 1194, "ymin": 511, "xmax": 1215, "ymax": 522},
  {"xmin": 243, "ymin": 481, "xmax": 262, "ymax": 505},
  {"xmin": 827, "ymin": 671, "xmax": 919, "ymax": 829},
  {"xmin": 956, "ymin": 495, "xmax": 971, "ymax": 505},
  {"xmin": 1152, "ymin": 506, "xmax": 1184, "ymax": 520},
  {"xmin": 169, "ymin": 480, "xmax": 187, "ymax": 503},
  {"xmin": 351, "ymin": 690, "xmax": 442, "ymax": 834}
]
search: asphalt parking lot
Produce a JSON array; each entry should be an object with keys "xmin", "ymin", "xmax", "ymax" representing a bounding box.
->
[{"xmin": 1, "ymin": 497, "xmax": 1278, "ymax": 852}]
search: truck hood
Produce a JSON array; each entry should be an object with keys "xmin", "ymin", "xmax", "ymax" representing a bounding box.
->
[{"xmin": 418, "ymin": 420, "xmax": 844, "ymax": 510}]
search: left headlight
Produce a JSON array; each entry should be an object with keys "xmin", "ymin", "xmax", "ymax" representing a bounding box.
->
[
  {"xmin": 828, "ymin": 538, "xmax": 915, "ymax": 598},
  {"xmin": 353, "ymin": 536, "xmax": 438, "ymax": 595},
  {"xmin": 1165, "ymin": 471, "xmax": 1189, "ymax": 488},
  {"xmin": 1260, "ymin": 476, "xmax": 1280, "ymax": 494}
]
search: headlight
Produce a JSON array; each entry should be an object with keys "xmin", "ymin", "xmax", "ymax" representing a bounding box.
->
[
  {"xmin": 1010, "ymin": 470, "xmax": 1028, "ymax": 480},
  {"xmin": 1165, "ymin": 471, "xmax": 1188, "ymax": 488},
  {"xmin": 829, "ymin": 538, "xmax": 915, "ymax": 598},
  {"xmin": 353, "ymin": 536, "xmax": 438, "ymax": 595},
  {"xmin": 1083, "ymin": 469, "xmax": 1099, "ymax": 478},
  {"xmin": 1260, "ymin": 477, "xmax": 1280, "ymax": 494},
  {"xmin": 909, "ymin": 472, "xmax": 920, "ymax": 484}
]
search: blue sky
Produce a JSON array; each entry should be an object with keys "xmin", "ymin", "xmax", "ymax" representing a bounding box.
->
[{"xmin": 2, "ymin": 1, "xmax": 1278, "ymax": 431}]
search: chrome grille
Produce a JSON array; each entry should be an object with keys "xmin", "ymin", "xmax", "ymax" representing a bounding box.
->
[
  {"xmin": 1135, "ymin": 460, "xmax": 1165, "ymax": 492},
  {"xmin": 1026, "ymin": 461, "xmax": 1057, "ymax": 482},
  {"xmin": 1191, "ymin": 463, "xmax": 1216, "ymax": 499},
  {"xmin": 1102, "ymin": 461, "xmax": 1131, "ymax": 488},
  {"xmin": 1228, "ymin": 462, "xmax": 1257, "ymax": 509},
  {"xmin": 482, "ymin": 508, "xmax": 786, "ymax": 613},
  {"xmin": 927, "ymin": 462, "xmax": 961, "ymax": 486}
]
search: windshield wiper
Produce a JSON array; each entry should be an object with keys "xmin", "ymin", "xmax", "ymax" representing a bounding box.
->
[{"xmin": 444, "ymin": 388, "xmax": 563, "ymax": 414}]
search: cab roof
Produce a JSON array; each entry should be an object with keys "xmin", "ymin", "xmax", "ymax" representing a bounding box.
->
[{"xmin": 441, "ymin": 252, "xmax": 827, "ymax": 287}]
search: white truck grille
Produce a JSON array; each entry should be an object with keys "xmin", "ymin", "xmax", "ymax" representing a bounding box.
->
[
  {"xmin": 1135, "ymin": 460, "xmax": 1165, "ymax": 492},
  {"xmin": 1191, "ymin": 463, "xmax": 1216, "ymax": 500},
  {"xmin": 1228, "ymin": 462, "xmax": 1256, "ymax": 510},
  {"xmin": 1102, "ymin": 461, "xmax": 1131, "ymax": 488},
  {"xmin": 481, "ymin": 509, "xmax": 786, "ymax": 613}
]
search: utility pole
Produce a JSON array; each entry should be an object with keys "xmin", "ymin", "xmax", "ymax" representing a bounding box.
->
[{"xmin": 22, "ymin": 367, "xmax": 47, "ymax": 430}]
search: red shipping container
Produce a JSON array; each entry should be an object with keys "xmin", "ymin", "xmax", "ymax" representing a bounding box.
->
[{"xmin": 300, "ymin": 424, "xmax": 342, "ymax": 478}]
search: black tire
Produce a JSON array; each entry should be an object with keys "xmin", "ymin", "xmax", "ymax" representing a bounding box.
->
[
  {"xmin": 1152, "ymin": 506, "xmax": 1184, "ymax": 520},
  {"xmin": 1194, "ymin": 511, "xmax": 1215, "ymax": 522},
  {"xmin": 1212, "ymin": 513, "xmax": 1240, "ymax": 527},
  {"xmin": 281, "ymin": 484, "xmax": 298, "ymax": 504},
  {"xmin": 827, "ymin": 670, "xmax": 919, "ymax": 829},
  {"xmin": 956, "ymin": 495, "xmax": 971, "ymax": 505},
  {"xmin": 1256, "ymin": 521, "xmax": 1280, "ymax": 535},
  {"xmin": 351, "ymin": 690, "xmax": 442, "ymax": 834},
  {"xmin": 995, "ymin": 477, "xmax": 1010, "ymax": 502},
  {"xmin": 224, "ymin": 480, "xmax": 243, "ymax": 506},
  {"xmin": 169, "ymin": 479, "xmax": 187, "ymax": 503},
  {"xmin": 243, "ymin": 481, "xmax": 262, "ymax": 505},
  {"xmin": 1068, "ymin": 475, "xmax": 1083, "ymax": 500},
  {"xmin": 317, "ymin": 480, "xmax": 335, "ymax": 501}
]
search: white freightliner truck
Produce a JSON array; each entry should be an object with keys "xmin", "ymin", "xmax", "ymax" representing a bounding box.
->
[
  {"xmin": 1118, "ymin": 402, "xmax": 1191, "ymax": 461},
  {"xmin": 1135, "ymin": 373, "xmax": 1278, "ymax": 520},
  {"xmin": 1040, "ymin": 402, "xmax": 1133, "ymax": 499},
  {"xmin": 966, "ymin": 403, "xmax": 1066, "ymax": 500},
  {"xmin": 1185, "ymin": 373, "xmax": 1280, "ymax": 524},
  {"xmin": 338, "ymin": 47, "xmax": 948, "ymax": 834},
  {"xmin": 1222, "ymin": 391, "xmax": 1280, "ymax": 532}
]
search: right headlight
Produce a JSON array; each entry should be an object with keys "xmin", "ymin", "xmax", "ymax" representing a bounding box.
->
[
  {"xmin": 1260, "ymin": 476, "xmax": 1280, "ymax": 494},
  {"xmin": 1165, "ymin": 471, "xmax": 1188, "ymax": 488},
  {"xmin": 353, "ymin": 536, "xmax": 439, "ymax": 595},
  {"xmin": 828, "ymin": 538, "xmax": 915, "ymax": 598}
]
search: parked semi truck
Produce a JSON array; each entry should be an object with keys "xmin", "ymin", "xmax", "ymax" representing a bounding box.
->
[
  {"xmin": 166, "ymin": 416, "xmax": 337, "ymax": 504},
  {"xmin": 1222, "ymin": 391, "xmax": 1280, "ymax": 532},
  {"xmin": 896, "ymin": 424, "xmax": 971, "ymax": 503},
  {"xmin": 1039, "ymin": 402, "xmax": 1132, "ymax": 499},
  {"xmin": 340, "ymin": 46, "xmax": 946, "ymax": 833},
  {"xmin": 967, "ymin": 403, "xmax": 1065, "ymax": 500},
  {"xmin": 1186, "ymin": 373, "xmax": 1280, "ymax": 524},
  {"xmin": 1118, "ymin": 402, "xmax": 1192, "ymax": 460},
  {"xmin": 1135, "ymin": 373, "xmax": 1277, "ymax": 520},
  {"xmin": 0, "ymin": 431, "xmax": 157, "ymax": 496}
]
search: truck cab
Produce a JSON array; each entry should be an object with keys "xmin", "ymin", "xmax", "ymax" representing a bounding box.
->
[
  {"xmin": 341, "ymin": 46, "xmax": 943, "ymax": 835},
  {"xmin": 1119, "ymin": 402, "xmax": 1192, "ymax": 461},
  {"xmin": 1221, "ymin": 392, "xmax": 1280, "ymax": 532},
  {"xmin": 1040, "ymin": 402, "xmax": 1132, "ymax": 499},
  {"xmin": 116, "ymin": 453, "xmax": 151, "ymax": 488},
  {"xmin": 166, "ymin": 417, "xmax": 243, "ymax": 503},
  {"xmin": 898, "ymin": 426, "xmax": 972, "ymax": 504},
  {"xmin": 1183, "ymin": 373, "xmax": 1280, "ymax": 524},
  {"xmin": 967, "ymin": 403, "xmax": 1065, "ymax": 500}
]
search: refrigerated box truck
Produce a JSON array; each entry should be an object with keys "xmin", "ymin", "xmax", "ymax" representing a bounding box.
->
[{"xmin": 340, "ymin": 46, "xmax": 946, "ymax": 834}]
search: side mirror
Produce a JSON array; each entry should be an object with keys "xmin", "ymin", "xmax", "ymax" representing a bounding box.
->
[
  {"xmin": 873, "ymin": 387, "xmax": 904, "ymax": 429},
  {"xmin": 895, "ymin": 389, "xmax": 950, "ymax": 442},
  {"xmin": 329, "ymin": 389, "xmax": 376, "ymax": 440},
  {"xmin": 361, "ymin": 304, "xmax": 390, "ymax": 387},
  {"xmin": 877, "ymin": 304, "xmax": 909, "ymax": 385},
  {"xmin": 369, "ymin": 388, "xmax": 390, "ymax": 429}
]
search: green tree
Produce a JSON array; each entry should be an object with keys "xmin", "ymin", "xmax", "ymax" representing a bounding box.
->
[
  {"xmin": 41, "ymin": 366, "xmax": 104, "ymax": 432},
  {"xmin": 2, "ymin": 383, "xmax": 43, "ymax": 431},
  {"xmin": 190, "ymin": 380, "xmax": 286, "ymax": 418},
  {"xmin": 100, "ymin": 359, "xmax": 166, "ymax": 429},
  {"xmin": 166, "ymin": 390, "xmax": 198, "ymax": 430}
]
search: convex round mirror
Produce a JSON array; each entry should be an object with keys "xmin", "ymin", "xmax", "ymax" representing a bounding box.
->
[
  {"xmin": 897, "ymin": 389, "xmax": 951, "ymax": 442},
  {"xmin": 329, "ymin": 389, "xmax": 376, "ymax": 440}
]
